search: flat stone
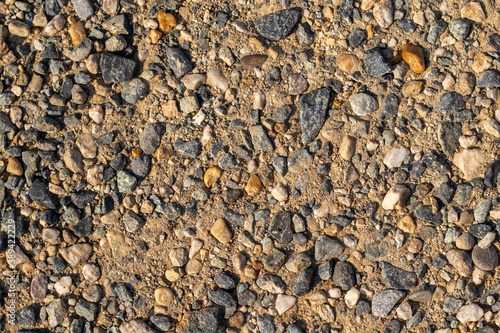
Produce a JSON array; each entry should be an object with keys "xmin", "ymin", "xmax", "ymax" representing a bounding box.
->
[
  {"xmin": 381, "ymin": 185, "xmax": 410, "ymax": 210},
  {"xmin": 372, "ymin": 289, "xmax": 405, "ymax": 318},
  {"xmin": 299, "ymin": 87, "xmax": 332, "ymax": 145},
  {"xmin": 315, "ymin": 235, "xmax": 344, "ymax": 262},
  {"xmin": 173, "ymin": 139, "xmax": 202, "ymax": 158},
  {"xmin": 448, "ymin": 18, "xmax": 472, "ymax": 41},
  {"xmin": 373, "ymin": 0, "xmax": 393, "ymax": 28},
  {"xmin": 100, "ymin": 54, "xmax": 136, "ymax": 84},
  {"xmin": 415, "ymin": 206, "xmax": 442, "ymax": 225},
  {"xmin": 332, "ymin": 261, "xmax": 356, "ymax": 290},
  {"xmin": 254, "ymin": 8, "xmax": 302, "ymax": 41},
  {"xmin": 443, "ymin": 296, "xmax": 463, "ymax": 313},
  {"xmin": 256, "ymin": 273, "xmax": 286, "ymax": 294},
  {"xmin": 364, "ymin": 48, "xmax": 392, "ymax": 77},
  {"xmin": 456, "ymin": 304, "xmax": 484, "ymax": 324},
  {"xmin": 384, "ymin": 147, "xmax": 410, "ymax": 168},
  {"xmin": 453, "ymin": 148, "xmax": 485, "ymax": 181},
  {"xmin": 31, "ymin": 272, "xmax": 48, "ymax": 300},
  {"xmin": 46, "ymin": 298, "xmax": 68, "ymax": 327},
  {"xmin": 29, "ymin": 178, "xmax": 58, "ymax": 209},
  {"xmin": 290, "ymin": 267, "xmax": 313, "ymax": 296},
  {"xmin": 120, "ymin": 319, "xmax": 159, "ymax": 333},
  {"xmin": 249, "ymin": 125, "xmax": 273, "ymax": 152},
  {"xmin": 268, "ymin": 211, "xmax": 293, "ymax": 244},
  {"xmin": 435, "ymin": 91, "xmax": 465, "ymax": 113},
  {"xmin": 241, "ymin": 54, "xmax": 268, "ymax": 70},
  {"xmin": 59, "ymin": 243, "xmax": 93, "ymax": 267},
  {"xmin": 477, "ymin": 70, "xmax": 500, "ymax": 88},
  {"xmin": 349, "ymin": 92, "xmax": 378, "ymax": 116},
  {"xmin": 380, "ymin": 261, "xmax": 417, "ymax": 290},
  {"xmin": 471, "ymin": 245, "xmax": 498, "ymax": 271},
  {"xmin": 446, "ymin": 249, "xmax": 473, "ymax": 277},
  {"xmin": 438, "ymin": 122, "xmax": 462, "ymax": 156},
  {"xmin": 275, "ymin": 294, "xmax": 296, "ymax": 315},
  {"xmin": 122, "ymin": 78, "xmax": 149, "ymax": 104},
  {"xmin": 71, "ymin": 0, "xmax": 94, "ymax": 20},
  {"xmin": 166, "ymin": 47, "xmax": 193, "ymax": 78},
  {"xmin": 211, "ymin": 218, "xmax": 232, "ymax": 244}
]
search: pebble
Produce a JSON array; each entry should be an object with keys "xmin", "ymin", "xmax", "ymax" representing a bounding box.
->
[
  {"xmin": 275, "ymin": 294, "xmax": 296, "ymax": 314},
  {"xmin": 477, "ymin": 70, "xmax": 500, "ymax": 88},
  {"xmin": 456, "ymin": 304, "xmax": 484, "ymax": 323},
  {"xmin": 372, "ymin": 289, "xmax": 405, "ymax": 318},
  {"xmin": 456, "ymin": 232, "xmax": 475, "ymax": 250},
  {"xmin": 448, "ymin": 19, "xmax": 472, "ymax": 40},
  {"xmin": 211, "ymin": 218, "xmax": 232, "ymax": 244},
  {"xmin": 384, "ymin": 147, "xmax": 410, "ymax": 168},
  {"xmin": 349, "ymin": 92, "xmax": 378, "ymax": 116},
  {"xmin": 364, "ymin": 48, "xmax": 392, "ymax": 77},
  {"xmin": 339, "ymin": 135, "xmax": 356, "ymax": 161},
  {"xmin": 71, "ymin": 0, "xmax": 94, "ymax": 20},
  {"xmin": 337, "ymin": 54, "xmax": 362, "ymax": 74},
  {"xmin": 207, "ymin": 68, "xmax": 229, "ymax": 92},
  {"xmin": 460, "ymin": 2, "xmax": 486, "ymax": 22},
  {"xmin": 59, "ymin": 243, "xmax": 92, "ymax": 267},
  {"xmin": 204, "ymin": 167, "xmax": 221, "ymax": 187},
  {"xmin": 446, "ymin": 249, "xmax": 473, "ymax": 277},
  {"xmin": 402, "ymin": 44, "xmax": 425, "ymax": 74},
  {"xmin": 54, "ymin": 276, "xmax": 72, "ymax": 295},
  {"xmin": 333, "ymin": 261, "xmax": 356, "ymax": 290},
  {"xmin": 254, "ymin": 8, "xmax": 302, "ymax": 41},
  {"xmin": 8, "ymin": 21, "xmax": 30, "ymax": 37},
  {"xmin": 453, "ymin": 148, "xmax": 485, "ymax": 181},
  {"xmin": 381, "ymin": 185, "xmax": 410, "ymax": 210},
  {"xmin": 155, "ymin": 287, "xmax": 174, "ymax": 306},
  {"xmin": 100, "ymin": 54, "xmax": 136, "ymax": 84},
  {"xmin": 7, "ymin": 157, "xmax": 23, "ymax": 176},
  {"xmin": 82, "ymin": 264, "xmax": 101, "ymax": 282},
  {"xmin": 299, "ymin": 87, "xmax": 332, "ymax": 145},
  {"xmin": 314, "ymin": 235, "xmax": 344, "ymax": 262},
  {"xmin": 345, "ymin": 288, "xmax": 360, "ymax": 308},
  {"xmin": 380, "ymin": 261, "xmax": 417, "ymax": 290},
  {"xmin": 471, "ymin": 245, "xmax": 498, "ymax": 271}
]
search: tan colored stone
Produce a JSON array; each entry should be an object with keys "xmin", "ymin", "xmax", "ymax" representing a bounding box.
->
[
  {"xmin": 7, "ymin": 157, "xmax": 23, "ymax": 176},
  {"xmin": 210, "ymin": 218, "xmax": 232, "ymax": 244},
  {"xmin": 158, "ymin": 12, "xmax": 177, "ymax": 33},
  {"xmin": 339, "ymin": 135, "xmax": 356, "ymax": 161},
  {"xmin": 461, "ymin": 2, "xmax": 486, "ymax": 22},
  {"xmin": 154, "ymin": 287, "xmax": 174, "ymax": 306},
  {"xmin": 59, "ymin": 243, "xmax": 93, "ymax": 267},
  {"xmin": 453, "ymin": 148, "xmax": 485, "ymax": 181},
  {"xmin": 150, "ymin": 29, "xmax": 162, "ymax": 44},
  {"xmin": 337, "ymin": 54, "xmax": 362, "ymax": 74},
  {"xmin": 397, "ymin": 215, "xmax": 416, "ymax": 233},
  {"xmin": 68, "ymin": 22, "xmax": 86, "ymax": 46},
  {"xmin": 162, "ymin": 100, "xmax": 179, "ymax": 118},
  {"xmin": 472, "ymin": 53, "xmax": 492, "ymax": 73},
  {"xmin": 245, "ymin": 175, "xmax": 263, "ymax": 196},
  {"xmin": 204, "ymin": 166, "xmax": 221, "ymax": 187}
]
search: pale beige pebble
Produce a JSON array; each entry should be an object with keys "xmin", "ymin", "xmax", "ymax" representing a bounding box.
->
[
  {"xmin": 275, "ymin": 294, "xmax": 296, "ymax": 315},
  {"xmin": 382, "ymin": 185, "xmax": 410, "ymax": 210},
  {"xmin": 339, "ymin": 135, "xmax": 356, "ymax": 160},
  {"xmin": 366, "ymin": 140, "xmax": 379, "ymax": 152},
  {"xmin": 442, "ymin": 73, "xmax": 455, "ymax": 91},
  {"xmin": 143, "ymin": 19, "xmax": 158, "ymax": 29},
  {"xmin": 413, "ymin": 11, "xmax": 426, "ymax": 26},
  {"xmin": 44, "ymin": 14, "xmax": 66, "ymax": 36},
  {"xmin": 490, "ymin": 208, "xmax": 500, "ymax": 220},
  {"xmin": 182, "ymin": 74, "xmax": 206, "ymax": 90},
  {"xmin": 100, "ymin": 210, "xmax": 121, "ymax": 224},
  {"xmin": 453, "ymin": 148, "xmax": 485, "ymax": 181},
  {"xmin": 478, "ymin": 232, "xmax": 496, "ymax": 249},
  {"xmin": 178, "ymin": 30, "xmax": 193, "ymax": 43},
  {"xmin": 407, "ymin": 238, "xmax": 423, "ymax": 253},
  {"xmin": 253, "ymin": 90, "xmax": 266, "ymax": 110},
  {"xmin": 328, "ymin": 288, "xmax": 342, "ymax": 299},
  {"xmin": 169, "ymin": 248, "xmax": 188, "ymax": 267},
  {"xmin": 472, "ymin": 267, "xmax": 487, "ymax": 285},
  {"xmin": 373, "ymin": 0, "xmax": 394, "ymax": 29},
  {"xmin": 271, "ymin": 183, "xmax": 289, "ymax": 202},
  {"xmin": 14, "ymin": 245, "xmax": 30, "ymax": 267},
  {"xmin": 313, "ymin": 204, "xmax": 330, "ymax": 218},
  {"xmin": 455, "ymin": 232, "xmax": 475, "ymax": 250},
  {"xmin": 383, "ymin": 146, "xmax": 410, "ymax": 168},
  {"xmin": 434, "ymin": 329, "xmax": 452, "ymax": 333},
  {"xmin": 8, "ymin": 20, "xmax": 30, "ymax": 37},
  {"xmin": 154, "ymin": 287, "xmax": 174, "ymax": 306},
  {"xmin": 344, "ymin": 288, "xmax": 360, "ymax": 309},
  {"xmin": 85, "ymin": 54, "xmax": 100, "ymax": 74},
  {"xmin": 396, "ymin": 301, "xmax": 413, "ymax": 320},
  {"xmin": 106, "ymin": 230, "xmax": 130, "ymax": 258},
  {"xmin": 162, "ymin": 100, "xmax": 179, "ymax": 118},
  {"xmin": 361, "ymin": 0, "xmax": 376, "ymax": 11},
  {"xmin": 483, "ymin": 117, "xmax": 500, "ymax": 137},
  {"xmin": 210, "ymin": 218, "xmax": 232, "ymax": 244},
  {"xmin": 201, "ymin": 125, "xmax": 214, "ymax": 146},
  {"xmin": 164, "ymin": 268, "xmax": 184, "ymax": 282},
  {"xmin": 207, "ymin": 68, "xmax": 229, "ymax": 92},
  {"xmin": 33, "ymin": 12, "xmax": 48, "ymax": 27},
  {"xmin": 456, "ymin": 304, "xmax": 484, "ymax": 323},
  {"xmin": 459, "ymin": 135, "xmax": 478, "ymax": 148},
  {"xmin": 7, "ymin": 157, "xmax": 23, "ymax": 176},
  {"xmin": 87, "ymin": 165, "xmax": 104, "ymax": 186},
  {"xmin": 189, "ymin": 238, "xmax": 204, "ymax": 259},
  {"xmin": 185, "ymin": 259, "xmax": 202, "ymax": 274},
  {"xmin": 232, "ymin": 252, "xmax": 247, "ymax": 274},
  {"xmin": 472, "ymin": 53, "xmax": 492, "ymax": 73},
  {"xmin": 225, "ymin": 88, "xmax": 237, "ymax": 103},
  {"xmin": 268, "ymin": 45, "xmax": 282, "ymax": 59},
  {"xmin": 322, "ymin": 6, "xmax": 334, "ymax": 18},
  {"xmin": 446, "ymin": 249, "xmax": 473, "ymax": 277},
  {"xmin": 82, "ymin": 263, "xmax": 101, "ymax": 282},
  {"xmin": 59, "ymin": 243, "xmax": 93, "ymax": 267},
  {"xmin": 397, "ymin": 215, "xmax": 416, "ymax": 233},
  {"xmin": 461, "ymin": 1, "xmax": 486, "ymax": 22},
  {"xmin": 218, "ymin": 46, "xmax": 235, "ymax": 66},
  {"xmin": 54, "ymin": 276, "xmax": 72, "ymax": 295},
  {"xmin": 42, "ymin": 228, "xmax": 62, "ymax": 244},
  {"xmin": 76, "ymin": 133, "xmax": 97, "ymax": 158},
  {"xmin": 119, "ymin": 319, "xmax": 158, "ymax": 333},
  {"xmin": 9, "ymin": 106, "xmax": 22, "ymax": 124},
  {"xmin": 309, "ymin": 291, "xmax": 328, "ymax": 306},
  {"xmin": 495, "ymin": 109, "xmax": 500, "ymax": 124},
  {"xmin": 89, "ymin": 105, "xmax": 104, "ymax": 124},
  {"xmin": 63, "ymin": 148, "xmax": 84, "ymax": 173}
]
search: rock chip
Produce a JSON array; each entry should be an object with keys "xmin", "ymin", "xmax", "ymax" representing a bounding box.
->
[
  {"xmin": 373, "ymin": 0, "xmax": 394, "ymax": 29},
  {"xmin": 315, "ymin": 235, "xmax": 344, "ymax": 262},
  {"xmin": 446, "ymin": 249, "xmax": 473, "ymax": 277},
  {"xmin": 211, "ymin": 218, "xmax": 232, "ymax": 244},
  {"xmin": 456, "ymin": 304, "xmax": 484, "ymax": 323},
  {"xmin": 100, "ymin": 54, "xmax": 136, "ymax": 84},
  {"xmin": 402, "ymin": 44, "xmax": 425, "ymax": 73},
  {"xmin": 71, "ymin": 0, "xmax": 94, "ymax": 20},
  {"xmin": 471, "ymin": 245, "xmax": 498, "ymax": 271},
  {"xmin": 381, "ymin": 185, "xmax": 410, "ymax": 210},
  {"xmin": 372, "ymin": 290, "xmax": 405, "ymax": 318},
  {"xmin": 254, "ymin": 8, "xmax": 302, "ymax": 41},
  {"xmin": 364, "ymin": 48, "xmax": 392, "ymax": 77},
  {"xmin": 59, "ymin": 243, "xmax": 93, "ymax": 267},
  {"xmin": 477, "ymin": 70, "xmax": 500, "ymax": 88},
  {"xmin": 380, "ymin": 261, "xmax": 417, "ymax": 290},
  {"xmin": 453, "ymin": 148, "xmax": 485, "ymax": 181},
  {"xmin": 299, "ymin": 87, "xmax": 332, "ymax": 145}
]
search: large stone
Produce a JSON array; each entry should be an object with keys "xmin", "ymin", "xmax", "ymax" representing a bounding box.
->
[
  {"xmin": 349, "ymin": 92, "xmax": 378, "ymax": 116},
  {"xmin": 453, "ymin": 148, "xmax": 485, "ymax": 181},
  {"xmin": 59, "ymin": 243, "xmax": 93, "ymax": 267},
  {"xmin": 372, "ymin": 290, "xmax": 405, "ymax": 318},
  {"xmin": 268, "ymin": 211, "xmax": 293, "ymax": 244},
  {"xmin": 28, "ymin": 178, "xmax": 58, "ymax": 209},
  {"xmin": 254, "ymin": 8, "xmax": 302, "ymax": 41},
  {"xmin": 380, "ymin": 261, "xmax": 417, "ymax": 290},
  {"xmin": 166, "ymin": 47, "xmax": 193, "ymax": 78},
  {"xmin": 315, "ymin": 235, "xmax": 344, "ymax": 262},
  {"xmin": 435, "ymin": 92, "xmax": 465, "ymax": 113},
  {"xmin": 71, "ymin": 0, "xmax": 94, "ymax": 20},
  {"xmin": 364, "ymin": 48, "xmax": 392, "ymax": 77},
  {"xmin": 299, "ymin": 87, "xmax": 332, "ymax": 145},
  {"xmin": 477, "ymin": 70, "xmax": 500, "ymax": 88}
]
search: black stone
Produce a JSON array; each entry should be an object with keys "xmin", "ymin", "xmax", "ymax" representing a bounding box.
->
[
  {"xmin": 100, "ymin": 54, "xmax": 137, "ymax": 84},
  {"xmin": 131, "ymin": 155, "xmax": 152, "ymax": 178},
  {"xmin": 180, "ymin": 306, "xmax": 225, "ymax": 333},
  {"xmin": 290, "ymin": 267, "xmax": 313, "ymax": 296},
  {"xmin": 348, "ymin": 28, "xmax": 367, "ymax": 48},
  {"xmin": 338, "ymin": 0, "xmax": 354, "ymax": 23},
  {"xmin": 398, "ymin": 20, "xmax": 416, "ymax": 34},
  {"xmin": 332, "ymin": 261, "xmax": 356, "ymax": 290},
  {"xmin": 139, "ymin": 123, "xmax": 165, "ymax": 155},
  {"xmin": 435, "ymin": 182, "xmax": 455, "ymax": 205},
  {"xmin": 165, "ymin": 47, "xmax": 193, "ymax": 78},
  {"xmin": 268, "ymin": 211, "xmax": 293, "ymax": 243},
  {"xmin": 29, "ymin": 178, "xmax": 58, "ymax": 209},
  {"xmin": 415, "ymin": 206, "xmax": 442, "ymax": 225},
  {"xmin": 434, "ymin": 92, "xmax": 465, "ymax": 113},
  {"xmin": 254, "ymin": 8, "xmax": 302, "ymax": 41},
  {"xmin": 121, "ymin": 78, "xmax": 149, "ymax": 104},
  {"xmin": 70, "ymin": 216, "xmax": 93, "ymax": 238},
  {"xmin": 299, "ymin": 87, "xmax": 332, "ymax": 145},
  {"xmin": 380, "ymin": 261, "xmax": 417, "ymax": 290},
  {"xmin": 484, "ymin": 161, "xmax": 500, "ymax": 188},
  {"xmin": 150, "ymin": 315, "xmax": 173, "ymax": 332},
  {"xmin": 71, "ymin": 191, "xmax": 96, "ymax": 209}
]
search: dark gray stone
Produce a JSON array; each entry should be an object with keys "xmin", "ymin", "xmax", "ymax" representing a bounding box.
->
[
  {"xmin": 338, "ymin": 0, "xmax": 354, "ymax": 23},
  {"xmin": 434, "ymin": 92, "xmax": 465, "ymax": 113},
  {"xmin": 475, "ymin": 198, "xmax": 492, "ymax": 223},
  {"xmin": 380, "ymin": 261, "xmax": 417, "ymax": 290},
  {"xmin": 29, "ymin": 178, "xmax": 58, "ymax": 209},
  {"xmin": 100, "ymin": 54, "xmax": 136, "ymax": 84},
  {"xmin": 442, "ymin": 296, "xmax": 463, "ymax": 313},
  {"xmin": 477, "ymin": 70, "xmax": 500, "ymax": 88},
  {"xmin": 299, "ymin": 87, "xmax": 332, "ymax": 145},
  {"xmin": 122, "ymin": 78, "xmax": 149, "ymax": 104},
  {"xmin": 372, "ymin": 289, "xmax": 405, "ymax": 318},
  {"xmin": 314, "ymin": 235, "xmax": 344, "ymax": 262},
  {"xmin": 332, "ymin": 261, "xmax": 356, "ymax": 290},
  {"xmin": 75, "ymin": 299, "xmax": 97, "ymax": 321},
  {"xmin": 71, "ymin": 0, "xmax": 94, "ymax": 20},
  {"xmin": 379, "ymin": 93, "xmax": 399, "ymax": 120},
  {"xmin": 268, "ymin": 211, "xmax": 293, "ymax": 244},
  {"xmin": 174, "ymin": 139, "xmax": 202, "ymax": 158},
  {"xmin": 364, "ymin": 48, "xmax": 392, "ymax": 77},
  {"xmin": 415, "ymin": 206, "xmax": 442, "ymax": 225},
  {"xmin": 180, "ymin": 306, "xmax": 225, "ymax": 333},
  {"xmin": 150, "ymin": 315, "xmax": 173, "ymax": 332},
  {"xmin": 435, "ymin": 182, "xmax": 455, "ymax": 205},
  {"xmin": 427, "ymin": 19, "xmax": 447, "ymax": 44},
  {"xmin": 139, "ymin": 122, "xmax": 165, "ymax": 155},
  {"xmin": 131, "ymin": 155, "xmax": 152, "ymax": 178},
  {"xmin": 254, "ymin": 8, "xmax": 302, "ymax": 41},
  {"xmin": 208, "ymin": 289, "xmax": 236, "ymax": 319},
  {"xmin": 348, "ymin": 28, "xmax": 366, "ymax": 48},
  {"xmin": 290, "ymin": 267, "xmax": 313, "ymax": 296},
  {"xmin": 449, "ymin": 18, "xmax": 472, "ymax": 41},
  {"xmin": 256, "ymin": 315, "xmax": 275, "ymax": 333},
  {"xmin": 249, "ymin": 125, "xmax": 273, "ymax": 152},
  {"xmin": 166, "ymin": 48, "xmax": 193, "ymax": 78},
  {"xmin": 214, "ymin": 272, "xmax": 236, "ymax": 290},
  {"xmin": 438, "ymin": 122, "xmax": 462, "ymax": 156}
]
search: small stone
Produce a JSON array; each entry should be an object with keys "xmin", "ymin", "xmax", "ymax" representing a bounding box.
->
[
  {"xmin": 59, "ymin": 243, "xmax": 92, "ymax": 267},
  {"xmin": 473, "ymin": 53, "xmax": 492, "ymax": 73},
  {"xmin": 456, "ymin": 304, "xmax": 484, "ymax": 323},
  {"xmin": 158, "ymin": 12, "xmax": 177, "ymax": 32},
  {"xmin": 438, "ymin": 122, "xmax": 462, "ymax": 156},
  {"xmin": 443, "ymin": 296, "xmax": 463, "ymax": 313},
  {"xmin": 240, "ymin": 54, "xmax": 268, "ymax": 70},
  {"xmin": 256, "ymin": 273, "xmax": 286, "ymax": 294},
  {"xmin": 268, "ymin": 211, "xmax": 293, "ymax": 244},
  {"xmin": 275, "ymin": 294, "xmax": 296, "ymax": 315},
  {"xmin": 120, "ymin": 319, "xmax": 158, "ymax": 333},
  {"xmin": 182, "ymin": 74, "xmax": 206, "ymax": 90},
  {"xmin": 397, "ymin": 216, "xmax": 416, "ymax": 233},
  {"xmin": 372, "ymin": 289, "xmax": 405, "ymax": 318},
  {"xmin": 100, "ymin": 54, "xmax": 136, "ymax": 84},
  {"xmin": 204, "ymin": 167, "xmax": 221, "ymax": 187},
  {"xmin": 76, "ymin": 133, "xmax": 97, "ymax": 159},
  {"xmin": 7, "ymin": 157, "xmax": 23, "ymax": 176},
  {"xmin": 71, "ymin": 0, "xmax": 94, "ymax": 20},
  {"xmin": 207, "ymin": 68, "xmax": 229, "ymax": 92},
  {"xmin": 271, "ymin": 183, "xmax": 288, "ymax": 202},
  {"xmin": 456, "ymin": 232, "xmax": 475, "ymax": 250},
  {"xmin": 435, "ymin": 91, "xmax": 465, "ymax": 113},
  {"xmin": 285, "ymin": 252, "xmax": 312, "ymax": 273},
  {"xmin": 211, "ymin": 218, "xmax": 232, "ymax": 244},
  {"xmin": 332, "ymin": 261, "xmax": 356, "ymax": 291},
  {"xmin": 299, "ymin": 87, "xmax": 332, "ymax": 145},
  {"xmin": 446, "ymin": 249, "xmax": 473, "ymax": 277},
  {"xmin": 8, "ymin": 21, "xmax": 30, "ymax": 37},
  {"xmin": 364, "ymin": 48, "xmax": 392, "ymax": 77},
  {"xmin": 380, "ymin": 261, "xmax": 417, "ymax": 290},
  {"xmin": 475, "ymin": 198, "xmax": 492, "ymax": 223},
  {"xmin": 453, "ymin": 148, "xmax": 485, "ymax": 181},
  {"xmin": 373, "ymin": 0, "xmax": 394, "ymax": 29},
  {"xmin": 154, "ymin": 287, "xmax": 174, "ymax": 307},
  {"xmin": 102, "ymin": 14, "xmax": 130, "ymax": 34},
  {"xmin": 122, "ymin": 78, "xmax": 148, "ymax": 104},
  {"xmin": 245, "ymin": 175, "xmax": 263, "ymax": 196},
  {"xmin": 471, "ymin": 245, "xmax": 498, "ymax": 271},
  {"xmin": 402, "ymin": 44, "xmax": 425, "ymax": 74},
  {"xmin": 82, "ymin": 264, "xmax": 101, "ymax": 282},
  {"xmin": 29, "ymin": 178, "xmax": 58, "ymax": 209},
  {"xmin": 381, "ymin": 185, "xmax": 410, "ymax": 210},
  {"xmin": 46, "ymin": 298, "xmax": 68, "ymax": 327},
  {"xmin": 337, "ymin": 54, "xmax": 362, "ymax": 74},
  {"xmin": 456, "ymin": 72, "xmax": 476, "ymax": 95},
  {"xmin": 345, "ymin": 288, "xmax": 360, "ymax": 309},
  {"xmin": 44, "ymin": 14, "xmax": 66, "ymax": 36},
  {"xmin": 339, "ymin": 135, "xmax": 356, "ymax": 161},
  {"xmin": 477, "ymin": 70, "xmax": 500, "ymax": 88},
  {"xmin": 165, "ymin": 47, "xmax": 192, "ymax": 78},
  {"xmin": 396, "ymin": 302, "xmax": 413, "ymax": 320},
  {"xmin": 54, "ymin": 276, "xmax": 72, "ymax": 295},
  {"xmin": 169, "ymin": 248, "xmax": 188, "ymax": 267},
  {"xmin": 31, "ymin": 272, "xmax": 48, "ymax": 300},
  {"xmin": 461, "ymin": 2, "xmax": 486, "ymax": 22},
  {"xmin": 288, "ymin": 74, "xmax": 308, "ymax": 95},
  {"xmin": 315, "ymin": 235, "xmax": 344, "ymax": 262},
  {"xmin": 254, "ymin": 8, "xmax": 302, "ymax": 41},
  {"xmin": 384, "ymin": 147, "xmax": 410, "ymax": 168},
  {"xmin": 249, "ymin": 125, "xmax": 273, "ymax": 152},
  {"xmin": 179, "ymin": 94, "xmax": 200, "ymax": 114},
  {"xmin": 349, "ymin": 92, "xmax": 378, "ymax": 116}
]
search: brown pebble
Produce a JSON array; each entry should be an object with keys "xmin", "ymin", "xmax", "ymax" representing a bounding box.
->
[
  {"xmin": 245, "ymin": 174, "xmax": 263, "ymax": 196},
  {"xmin": 210, "ymin": 218, "xmax": 232, "ymax": 244},
  {"xmin": 402, "ymin": 43, "xmax": 425, "ymax": 74},
  {"xmin": 7, "ymin": 157, "xmax": 23, "ymax": 176}
]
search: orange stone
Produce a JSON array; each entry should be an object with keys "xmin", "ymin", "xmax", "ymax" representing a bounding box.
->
[
  {"xmin": 204, "ymin": 167, "xmax": 221, "ymax": 187},
  {"xmin": 158, "ymin": 12, "xmax": 177, "ymax": 33},
  {"xmin": 245, "ymin": 175, "xmax": 263, "ymax": 196},
  {"xmin": 402, "ymin": 43, "xmax": 425, "ymax": 74},
  {"xmin": 150, "ymin": 29, "xmax": 162, "ymax": 44},
  {"xmin": 68, "ymin": 22, "xmax": 87, "ymax": 46},
  {"xmin": 337, "ymin": 54, "xmax": 362, "ymax": 74},
  {"xmin": 131, "ymin": 148, "xmax": 143, "ymax": 158},
  {"xmin": 7, "ymin": 157, "xmax": 23, "ymax": 176}
]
